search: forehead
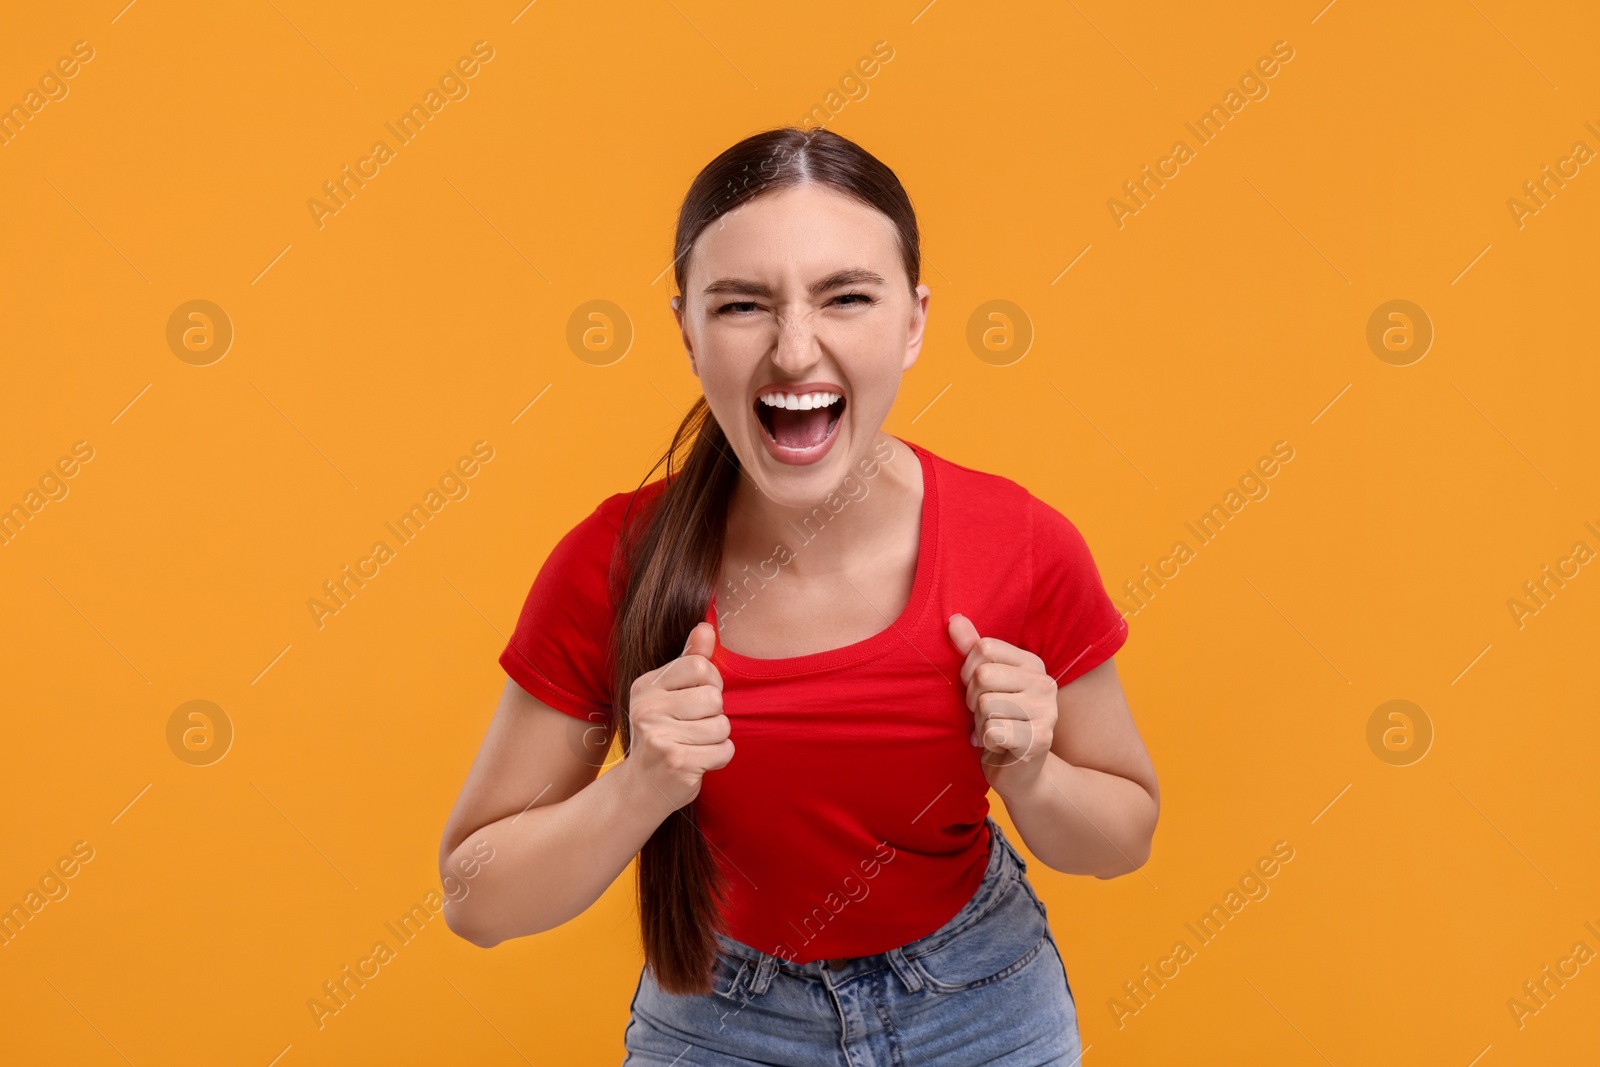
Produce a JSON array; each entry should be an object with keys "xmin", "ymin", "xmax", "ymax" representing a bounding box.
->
[{"xmin": 686, "ymin": 183, "xmax": 902, "ymax": 288}]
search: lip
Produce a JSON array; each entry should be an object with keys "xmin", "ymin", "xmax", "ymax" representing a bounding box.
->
[{"xmin": 752, "ymin": 380, "xmax": 846, "ymax": 467}]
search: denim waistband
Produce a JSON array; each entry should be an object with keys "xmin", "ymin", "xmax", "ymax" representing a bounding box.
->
[{"xmin": 713, "ymin": 816, "xmax": 1029, "ymax": 995}]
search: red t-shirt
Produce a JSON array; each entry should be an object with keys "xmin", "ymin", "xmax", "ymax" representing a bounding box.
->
[{"xmin": 498, "ymin": 437, "xmax": 1128, "ymax": 963}]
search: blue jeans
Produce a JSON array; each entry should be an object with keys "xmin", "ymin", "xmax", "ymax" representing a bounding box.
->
[{"xmin": 622, "ymin": 817, "xmax": 1082, "ymax": 1066}]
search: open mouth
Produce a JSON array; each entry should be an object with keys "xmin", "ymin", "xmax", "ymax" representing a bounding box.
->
[{"xmin": 754, "ymin": 390, "xmax": 846, "ymax": 451}]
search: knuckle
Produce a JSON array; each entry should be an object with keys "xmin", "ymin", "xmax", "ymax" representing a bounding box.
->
[{"xmin": 686, "ymin": 656, "xmax": 718, "ymax": 685}]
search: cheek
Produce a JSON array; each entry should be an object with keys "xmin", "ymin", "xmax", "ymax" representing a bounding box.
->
[
  {"xmin": 840, "ymin": 336, "xmax": 906, "ymax": 398},
  {"xmin": 691, "ymin": 347, "xmax": 760, "ymax": 422}
]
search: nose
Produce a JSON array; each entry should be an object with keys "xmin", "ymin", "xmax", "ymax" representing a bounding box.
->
[{"xmin": 770, "ymin": 304, "xmax": 821, "ymax": 376}]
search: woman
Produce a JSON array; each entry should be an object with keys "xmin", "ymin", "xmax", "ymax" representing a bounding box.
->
[{"xmin": 439, "ymin": 126, "xmax": 1160, "ymax": 1066}]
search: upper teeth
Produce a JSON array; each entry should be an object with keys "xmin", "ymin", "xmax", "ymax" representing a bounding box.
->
[{"xmin": 759, "ymin": 391, "xmax": 842, "ymax": 411}]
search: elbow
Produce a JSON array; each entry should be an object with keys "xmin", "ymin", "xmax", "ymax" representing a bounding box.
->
[
  {"xmin": 436, "ymin": 857, "xmax": 500, "ymax": 949},
  {"xmin": 1094, "ymin": 842, "xmax": 1151, "ymax": 880},
  {"xmin": 442, "ymin": 903, "xmax": 503, "ymax": 949},
  {"xmin": 1094, "ymin": 803, "xmax": 1157, "ymax": 880}
]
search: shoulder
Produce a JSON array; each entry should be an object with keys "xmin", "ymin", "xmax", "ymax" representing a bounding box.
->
[
  {"xmin": 915, "ymin": 441, "xmax": 1104, "ymax": 587},
  {"xmin": 918, "ymin": 441, "xmax": 1086, "ymax": 530},
  {"xmin": 535, "ymin": 475, "xmax": 671, "ymax": 601},
  {"xmin": 914, "ymin": 440, "xmax": 1037, "ymax": 526},
  {"xmin": 573, "ymin": 474, "xmax": 671, "ymax": 542}
]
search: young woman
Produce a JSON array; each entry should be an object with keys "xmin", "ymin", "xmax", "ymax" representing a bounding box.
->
[{"xmin": 439, "ymin": 127, "xmax": 1160, "ymax": 1066}]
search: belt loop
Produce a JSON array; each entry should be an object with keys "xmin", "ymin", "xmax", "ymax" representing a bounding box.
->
[
  {"xmin": 746, "ymin": 953, "xmax": 778, "ymax": 995},
  {"xmin": 887, "ymin": 946, "xmax": 923, "ymax": 993}
]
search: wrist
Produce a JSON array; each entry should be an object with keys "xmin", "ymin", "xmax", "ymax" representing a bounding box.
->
[
  {"xmin": 992, "ymin": 753, "xmax": 1057, "ymax": 807},
  {"xmin": 608, "ymin": 757, "xmax": 681, "ymax": 826}
]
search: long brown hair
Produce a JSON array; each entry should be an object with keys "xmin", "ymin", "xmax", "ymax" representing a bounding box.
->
[{"xmin": 610, "ymin": 126, "xmax": 922, "ymax": 994}]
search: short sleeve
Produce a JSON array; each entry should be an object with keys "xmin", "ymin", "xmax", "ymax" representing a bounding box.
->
[
  {"xmin": 498, "ymin": 502, "xmax": 622, "ymax": 722},
  {"xmin": 1018, "ymin": 495, "xmax": 1129, "ymax": 687}
]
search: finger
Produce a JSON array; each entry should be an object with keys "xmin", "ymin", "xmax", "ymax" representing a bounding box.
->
[
  {"xmin": 656, "ymin": 652, "xmax": 723, "ymax": 693},
  {"xmin": 946, "ymin": 613, "xmax": 981, "ymax": 657},
  {"xmin": 964, "ymin": 661, "xmax": 1038, "ymax": 711},
  {"xmin": 958, "ymin": 635, "xmax": 1040, "ymax": 688},
  {"xmin": 669, "ymin": 687, "xmax": 725, "ymax": 721},
  {"xmin": 966, "ymin": 687, "xmax": 1030, "ymax": 739},
  {"xmin": 972, "ymin": 695, "xmax": 1032, "ymax": 754},
  {"xmin": 683, "ymin": 620, "xmax": 716, "ymax": 660},
  {"xmin": 676, "ymin": 713, "xmax": 731, "ymax": 745},
  {"xmin": 980, "ymin": 716, "xmax": 1026, "ymax": 757},
  {"xmin": 979, "ymin": 723, "xmax": 1036, "ymax": 767},
  {"xmin": 703, "ymin": 738, "xmax": 735, "ymax": 771}
]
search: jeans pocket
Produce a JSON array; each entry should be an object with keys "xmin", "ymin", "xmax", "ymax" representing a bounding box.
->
[{"xmin": 906, "ymin": 875, "xmax": 1049, "ymax": 994}]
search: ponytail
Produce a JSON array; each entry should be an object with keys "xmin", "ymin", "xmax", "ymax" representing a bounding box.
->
[{"xmin": 611, "ymin": 397, "xmax": 738, "ymax": 994}]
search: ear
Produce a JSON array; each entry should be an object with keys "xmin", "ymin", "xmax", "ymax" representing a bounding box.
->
[
  {"xmin": 902, "ymin": 283, "xmax": 931, "ymax": 373},
  {"xmin": 671, "ymin": 295, "xmax": 699, "ymax": 378}
]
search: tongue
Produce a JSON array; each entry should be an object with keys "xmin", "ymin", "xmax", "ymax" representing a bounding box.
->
[{"xmin": 769, "ymin": 406, "xmax": 833, "ymax": 449}]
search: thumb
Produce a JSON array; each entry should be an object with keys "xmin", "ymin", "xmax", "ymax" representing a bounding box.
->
[
  {"xmin": 947, "ymin": 612, "xmax": 980, "ymax": 655},
  {"xmin": 682, "ymin": 619, "xmax": 716, "ymax": 659}
]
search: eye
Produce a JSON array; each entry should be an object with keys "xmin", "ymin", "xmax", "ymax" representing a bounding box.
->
[
  {"xmin": 831, "ymin": 292, "xmax": 874, "ymax": 307},
  {"xmin": 716, "ymin": 301, "xmax": 761, "ymax": 315}
]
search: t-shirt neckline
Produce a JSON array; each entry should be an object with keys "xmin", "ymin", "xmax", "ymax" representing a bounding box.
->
[{"xmin": 708, "ymin": 436, "xmax": 939, "ymax": 677}]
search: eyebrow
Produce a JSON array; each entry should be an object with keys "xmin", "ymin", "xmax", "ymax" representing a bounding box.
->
[{"xmin": 701, "ymin": 268, "xmax": 888, "ymax": 299}]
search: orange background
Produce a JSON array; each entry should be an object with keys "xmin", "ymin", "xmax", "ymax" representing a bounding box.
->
[{"xmin": 3, "ymin": 1, "xmax": 1597, "ymax": 1063}]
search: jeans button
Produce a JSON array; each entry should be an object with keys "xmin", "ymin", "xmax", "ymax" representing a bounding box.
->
[{"xmin": 827, "ymin": 959, "xmax": 846, "ymax": 970}]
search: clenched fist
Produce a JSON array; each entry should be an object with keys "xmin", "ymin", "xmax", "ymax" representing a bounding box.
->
[
  {"xmin": 624, "ymin": 621, "xmax": 734, "ymax": 812},
  {"xmin": 947, "ymin": 612, "xmax": 1058, "ymax": 795}
]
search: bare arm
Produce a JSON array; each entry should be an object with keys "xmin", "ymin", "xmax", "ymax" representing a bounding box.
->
[
  {"xmin": 438, "ymin": 622, "xmax": 730, "ymax": 948},
  {"xmin": 437, "ymin": 677, "xmax": 671, "ymax": 947},
  {"xmin": 995, "ymin": 656, "xmax": 1160, "ymax": 878}
]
